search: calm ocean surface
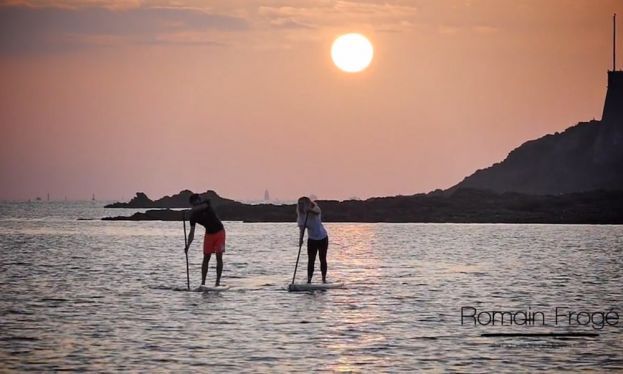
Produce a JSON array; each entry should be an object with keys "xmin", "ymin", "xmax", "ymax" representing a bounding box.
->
[{"xmin": 1, "ymin": 202, "xmax": 622, "ymax": 372}]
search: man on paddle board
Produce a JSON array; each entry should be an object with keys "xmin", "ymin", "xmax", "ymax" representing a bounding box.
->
[
  {"xmin": 184, "ymin": 193, "xmax": 226, "ymax": 286},
  {"xmin": 297, "ymin": 197, "xmax": 329, "ymax": 283}
]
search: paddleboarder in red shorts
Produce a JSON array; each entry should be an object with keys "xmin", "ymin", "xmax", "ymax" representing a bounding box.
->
[{"xmin": 184, "ymin": 193, "xmax": 226, "ymax": 286}]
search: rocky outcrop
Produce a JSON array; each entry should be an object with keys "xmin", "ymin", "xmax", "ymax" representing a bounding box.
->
[
  {"xmin": 105, "ymin": 190, "xmax": 238, "ymax": 208},
  {"xmin": 102, "ymin": 188, "xmax": 623, "ymax": 224},
  {"xmin": 103, "ymin": 70, "xmax": 623, "ymax": 223}
]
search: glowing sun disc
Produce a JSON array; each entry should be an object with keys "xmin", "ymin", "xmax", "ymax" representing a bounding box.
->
[{"xmin": 331, "ymin": 33, "xmax": 374, "ymax": 73}]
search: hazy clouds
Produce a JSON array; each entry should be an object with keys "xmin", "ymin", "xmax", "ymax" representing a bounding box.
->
[{"xmin": 1, "ymin": 1, "xmax": 621, "ymax": 201}]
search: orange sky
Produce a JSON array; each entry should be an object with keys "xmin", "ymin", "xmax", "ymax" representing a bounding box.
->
[{"xmin": 1, "ymin": 1, "xmax": 622, "ymax": 201}]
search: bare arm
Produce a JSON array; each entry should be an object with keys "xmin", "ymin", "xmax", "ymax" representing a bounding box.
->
[
  {"xmin": 308, "ymin": 202, "xmax": 321, "ymax": 214},
  {"xmin": 298, "ymin": 225, "xmax": 306, "ymax": 246},
  {"xmin": 185, "ymin": 224, "xmax": 196, "ymax": 252},
  {"xmin": 185, "ymin": 202, "xmax": 209, "ymax": 251}
]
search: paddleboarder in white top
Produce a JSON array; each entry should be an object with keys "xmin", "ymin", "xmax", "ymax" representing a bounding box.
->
[{"xmin": 297, "ymin": 197, "xmax": 329, "ymax": 283}]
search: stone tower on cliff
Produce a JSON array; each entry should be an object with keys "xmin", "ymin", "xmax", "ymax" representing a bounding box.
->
[{"xmin": 602, "ymin": 13, "xmax": 623, "ymax": 126}]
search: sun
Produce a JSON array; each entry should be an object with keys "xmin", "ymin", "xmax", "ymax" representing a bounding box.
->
[{"xmin": 331, "ymin": 33, "xmax": 374, "ymax": 73}]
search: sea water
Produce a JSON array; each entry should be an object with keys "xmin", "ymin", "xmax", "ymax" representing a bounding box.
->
[{"xmin": 0, "ymin": 202, "xmax": 622, "ymax": 372}]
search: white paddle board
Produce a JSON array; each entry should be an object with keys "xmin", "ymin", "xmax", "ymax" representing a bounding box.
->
[
  {"xmin": 288, "ymin": 282, "xmax": 344, "ymax": 292},
  {"xmin": 196, "ymin": 285, "xmax": 230, "ymax": 292}
]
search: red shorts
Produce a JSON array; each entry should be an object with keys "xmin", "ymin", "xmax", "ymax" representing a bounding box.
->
[{"xmin": 203, "ymin": 229, "xmax": 226, "ymax": 255}]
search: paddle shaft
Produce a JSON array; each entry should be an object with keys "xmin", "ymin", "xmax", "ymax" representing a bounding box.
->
[
  {"xmin": 183, "ymin": 213, "xmax": 190, "ymax": 291},
  {"xmin": 291, "ymin": 212, "xmax": 309, "ymax": 285}
]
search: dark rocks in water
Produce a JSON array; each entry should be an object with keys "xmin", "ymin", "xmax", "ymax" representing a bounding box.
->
[
  {"xmin": 105, "ymin": 189, "xmax": 237, "ymax": 208},
  {"xmin": 106, "ymin": 209, "xmax": 187, "ymax": 221},
  {"xmin": 102, "ymin": 188, "xmax": 623, "ymax": 224},
  {"xmin": 103, "ymin": 202, "xmax": 293, "ymax": 222},
  {"xmin": 119, "ymin": 192, "xmax": 153, "ymax": 208}
]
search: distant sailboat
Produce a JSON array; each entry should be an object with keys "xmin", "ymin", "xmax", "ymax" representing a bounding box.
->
[{"xmin": 92, "ymin": 193, "xmax": 96, "ymax": 202}]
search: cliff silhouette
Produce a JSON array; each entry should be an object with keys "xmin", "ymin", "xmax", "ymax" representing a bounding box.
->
[
  {"xmin": 450, "ymin": 70, "xmax": 623, "ymax": 194},
  {"xmin": 101, "ymin": 71, "xmax": 623, "ymax": 224},
  {"xmin": 102, "ymin": 188, "xmax": 623, "ymax": 224},
  {"xmin": 102, "ymin": 50, "xmax": 623, "ymax": 223}
]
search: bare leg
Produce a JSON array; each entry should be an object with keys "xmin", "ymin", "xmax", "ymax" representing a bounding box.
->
[
  {"xmin": 201, "ymin": 254, "xmax": 211, "ymax": 285},
  {"xmin": 215, "ymin": 253, "xmax": 223, "ymax": 286}
]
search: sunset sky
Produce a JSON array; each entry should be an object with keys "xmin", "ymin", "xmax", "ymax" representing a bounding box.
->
[{"xmin": 1, "ymin": 0, "xmax": 622, "ymax": 201}]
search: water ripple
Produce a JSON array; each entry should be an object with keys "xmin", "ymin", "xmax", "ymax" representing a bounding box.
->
[{"xmin": 0, "ymin": 204, "xmax": 622, "ymax": 371}]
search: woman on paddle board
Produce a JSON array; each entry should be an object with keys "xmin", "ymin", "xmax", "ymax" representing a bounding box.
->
[
  {"xmin": 185, "ymin": 194, "xmax": 226, "ymax": 287},
  {"xmin": 297, "ymin": 197, "xmax": 329, "ymax": 283}
]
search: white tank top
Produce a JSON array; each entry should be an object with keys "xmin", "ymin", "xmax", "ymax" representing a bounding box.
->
[{"xmin": 299, "ymin": 212, "xmax": 327, "ymax": 240}]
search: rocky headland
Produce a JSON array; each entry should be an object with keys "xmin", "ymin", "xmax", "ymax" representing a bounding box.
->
[
  {"xmin": 102, "ymin": 70, "xmax": 623, "ymax": 224},
  {"xmin": 102, "ymin": 188, "xmax": 623, "ymax": 224}
]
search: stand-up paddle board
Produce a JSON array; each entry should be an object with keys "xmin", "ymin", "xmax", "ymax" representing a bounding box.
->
[
  {"xmin": 195, "ymin": 285, "xmax": 230, "ymax": 292},
  {"xmin": 288, "ymin": 282, "xmax": 344, "ymax": 292}
]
